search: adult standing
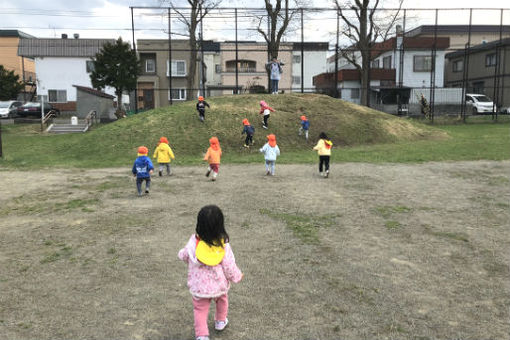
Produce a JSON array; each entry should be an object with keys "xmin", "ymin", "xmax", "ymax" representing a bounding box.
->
[{"xmin": 266, "ymin": 57, "xmax": 283, "ymax": 94}]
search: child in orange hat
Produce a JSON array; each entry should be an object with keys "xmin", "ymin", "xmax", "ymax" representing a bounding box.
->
[
  {"xmin": 132, "ymin": 146, "xmax": 154, "ymax": 196},
  {"xmin": 241, "ymin": 118, "xmax": 255, "ymax": 148},
  {"xmin": 196, "ymin": 96, "xmax": 210, "ymax": 122},
  {"xmin": 299, "ymin": 114, "xmax": 310, "ymax": 140},
  {"xmin": 203, "ymin": 137, "xmax": 222, "ymax": 181},
  {"xmin": 153, "ymin": 137, "xmax": 175, "ymax": 176},
  {"xmin": 259, "ymin": 134, "xmax": 280, "ymax": 176}
]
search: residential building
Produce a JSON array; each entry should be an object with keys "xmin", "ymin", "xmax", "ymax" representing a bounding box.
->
[
  {"xmin": 18, "ymin": 36, "xmax": 116, "ymax": 113},
  {"xmin": 406, "ymin": 25, "xmax": 510, "ymax": 51},
  {"xmin": 219, "ymin": 41, "xmax": 293, "ymax": 95},
  {"xmin": 291, "ymin": 42, "xmax": 329, "ymax": 92},
  {"xmin": 201, "ymin": 41, "xmax": 223, "ymax": 97},
  {"xmin": 136, "ymin": 39, "xmax": 199, "ymax": 109},
  {"xmin": 0, "ymin": 30, "xmax": 36, "ymax": 98},
  {"xmin": 445, "ymin": 38, "xmax": 510, "ymax": 110},
  {"xmin": 314, "ymin": 36, "xmax": 450, "ymax": 108}
]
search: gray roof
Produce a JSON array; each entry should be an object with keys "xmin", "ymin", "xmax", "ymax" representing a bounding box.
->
[
  {"xmin": 0, "ymin": 30, "xmax": 35, "ymax": 38},
  {"xmin": 445, "ymin": 37, "xmax": 510, "ymax": 59},
  {"xmin": 406, "ymin": 25, "xmax": 510, "ymax": 37},
  {"xmin": 18, "ymin": 38, "xmax": 115, "ymax": 57}
]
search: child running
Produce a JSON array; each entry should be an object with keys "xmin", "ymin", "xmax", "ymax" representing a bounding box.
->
[
  {"xmin": 259, "ymin": 100, "xmax": 275, "ymax": 129},
  {"xmin": 203, "ymin": 137, "xmax": 222, "ymax": 181},
  {"xmin": 178, "ymin": 205, "xmax": 243, "ymax": 340},
  {"xmin": 241, "ymin": 118, "xmax": 255, "ymax": 148},
  {"xmin": 196, "ymin": 96, "xmax": 210, "ymax": 122},
  {"xmin": 132, "ymin": 146, "xmax": 154, "ymax": 196},
  {"xmin": 153, "ymin": 137, "xmax": 175, "ymax": 176},
  {"xmin": 259, "ymin": 134, "xmax": 280, "ymax": 176},
  {"xmin": 299, "ymin": 114, "xmax": 310, "ymax": 140},
  {"xmin": 313, "ymin": 132, "xmax": 333, "ymax": 178}
]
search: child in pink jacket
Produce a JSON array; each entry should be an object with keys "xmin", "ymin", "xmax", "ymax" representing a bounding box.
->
[{"xmin": 178, "ymin": 205, "xmax": 243, "ymax": 340}]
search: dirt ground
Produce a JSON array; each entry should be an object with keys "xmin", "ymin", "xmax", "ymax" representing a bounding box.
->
[{"xmin": 0, "ymin": 161, "xmax": 509, "ymax": 340}]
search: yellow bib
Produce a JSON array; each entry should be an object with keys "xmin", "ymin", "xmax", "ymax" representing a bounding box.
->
[{"xmin": 196, "ymin": 239, "xmax": 225, "ymax": 266}]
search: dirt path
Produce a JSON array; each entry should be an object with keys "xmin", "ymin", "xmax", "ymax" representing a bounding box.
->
[{"xmin": 0, "ymin": 161, "xmax": 509, "ymax": 340}]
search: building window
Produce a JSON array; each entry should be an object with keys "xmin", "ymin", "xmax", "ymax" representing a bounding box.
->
[
  {"xmin": 383, "ymin": 56, "xmax": 392, "ymax": 69},
  {"xmin": 146, "ymin": 59, "xmax": 156, "ymax": 73},
  {"xmin": 452, "ymin": 59, "xmax": 463, "ymax": 73},
  {"xmin": 86, "ymin": 60, "xmax": 95, "ymax": 73},
  {"xmin": 472, "ymin": 81, "xmax": 485, "ymax": 94},
  {"xmin": 215, "ymin": 64, "xmax": 221, "ymax": 73},
  {"xmin": 48, "ymin": 90, "xmax": 67, "ymax": 103},
  {"xmin": 351, "ymin": 88, "xmax": 360, "ymax": 99},
  {"xmin": 225, "ymin": 60, "xmax": 256, "ymax": 73},
  {"xmin": 371, "ymin": 59, "xmax": 380, "ymax": 68},
  {"xmin": 485, "ymin": 53, "xmax": 497, "ymax": 67},
  {"xmin": 292, "ymin": 76, "xmax": 301, "ymax": 85},
  {"xmin": 293, "ymin": 55, "xmax": 301, "ymax": 63},
  {"xmin": 167, "ymin": 60, "xmax": 187, "ymax": 77},
  {"xmin": 168, "ymin": 88, "xmax": 186, "ymax": 100},
  {"xmin": 414, "ymin": 55, "xmax": 432, "ymax": 72}
]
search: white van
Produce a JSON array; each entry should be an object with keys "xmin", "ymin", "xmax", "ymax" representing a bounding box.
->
[{"xmin": 465, "ymin": 94, "xmax": 494, "ymax": 114}]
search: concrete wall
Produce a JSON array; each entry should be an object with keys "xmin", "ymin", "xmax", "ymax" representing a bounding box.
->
[{"xmin": 76, "ymin": 90, "xmax": 115, "ymax": 120}]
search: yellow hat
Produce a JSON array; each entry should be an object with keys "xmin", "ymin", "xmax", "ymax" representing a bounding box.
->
[{"xmin": 196, "ymin": 239, "xmax": 225, "ymax": 266}]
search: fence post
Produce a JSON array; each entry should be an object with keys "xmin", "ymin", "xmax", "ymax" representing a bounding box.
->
[
  {"xmin": 335, "ymin": 9, "xmax": 339, "ymax": 98},
  {"xmin": 428, "ymin": 9, "xmax": 438, "ymax": 123},
  {"xmin": 235, "ymin": 8, "xmax": 239, "ymax": 94},
  {"xmin": 492, "ymin": 8, "xmax": 504, "ymax": 121},
  {"xmin": 168, "ymin": 8, "xmax": 173, "ymax": 105},
  {"xmin": 0, "ymin": 120, "xmax": 3, "ymax": 158},
  {"xmin": 300, "ymin": 7, "xmax": 304, "ymax": 93},
  {"xmin": 131, "ymin": 7, "xmax": 138, "ymax": 113}
]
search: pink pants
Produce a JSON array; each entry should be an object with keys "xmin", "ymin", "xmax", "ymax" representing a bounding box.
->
[{"xmin": 192, "ymin": 294, "xmax": 228, "ymax": 337}]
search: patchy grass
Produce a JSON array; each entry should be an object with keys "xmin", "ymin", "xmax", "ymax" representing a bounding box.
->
[
  {"xmin": 423, "ymin": 225, "xmax": 469, "ymax": 243},
  {"xmin": 260, "ymin": 209, "xmax": 338, "ymax": 244},
  {"xmin": 385, "ymin": 220, "xmax": 402, "ymax": 229},
  {"xmin": 40, "ymin": 244, "xmax": 73, "ymax": 264},
  {"xmin": 375, "ymin": 205, "xmax": 412, "ymax": 218}
]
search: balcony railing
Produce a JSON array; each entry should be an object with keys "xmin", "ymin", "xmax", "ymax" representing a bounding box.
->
[{"xmin": 224, "ymin": 67, "xmax": 257, "ymax": 73}]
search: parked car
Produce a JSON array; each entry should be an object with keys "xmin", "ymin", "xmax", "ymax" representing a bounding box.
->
[
  {"xmin": 0, "ymin": 100, "xmax": 22, "ymax": 118},
  {"xmin": 500, "ymin": 106, "xmax": 510, "ymax": 114},
  {"xmin": 16, "ymin": 102, "xmax": 60, "ymax": 117},
  {"xmin": 465, "ymin": 94, "xmax": 495, "ymax": 114}
]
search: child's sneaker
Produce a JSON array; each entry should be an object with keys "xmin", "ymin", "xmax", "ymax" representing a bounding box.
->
[
  {"xmin": 145, "ymin": 189, "xmax": 150, "ymax": 194},
  {"xmin": 266, "ymin": 171, "xmax": 270, "ymax": 176},
  {"xmin": 243, "ymin": 144, "xmax": 249, "ymax": 148},
  {"xmin": 215, "ymin": 318, "xmax": 228, "ymax": 331},
  {"xmin": 205, "ymin": 170, "xmax": 211, "ymax": 177},
  {"xmin": 158, "ymin": 171, "xmax": 162, "ymax": 177},
  {"xmin": 325, "ymin": 171, "xmax": 329, "ymax": 178},
  {"xmin": 196, "ymin": 337, "xmax": 209, "ymax": 340}
]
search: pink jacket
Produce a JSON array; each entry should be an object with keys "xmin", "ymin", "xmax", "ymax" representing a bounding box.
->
[{"xmin": 178, "ymin": 234, "xmax": 243, "ymax": 298}]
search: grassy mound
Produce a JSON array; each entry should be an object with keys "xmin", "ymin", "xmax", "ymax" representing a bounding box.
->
[{"xmin": 0, "ymin": 93, "xmax": 446, "ymax": 168}]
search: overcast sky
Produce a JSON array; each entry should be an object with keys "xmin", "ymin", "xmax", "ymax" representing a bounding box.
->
[{"xmin": 1, "ymin": 0, "xmax": 509, "ymax": 46}]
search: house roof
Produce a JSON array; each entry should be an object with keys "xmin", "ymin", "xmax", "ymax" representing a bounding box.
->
[
  {"xmin": 371, "ymin": 37, "xmax": 450, "ymax": 58},
  {"xmin": 406, "ymin": 25, "xmax": 510, "ymax": 37},
  {"xmin": 18, "ymin": 38, "xmax": 115, "ymax": 57},
  {"xmin": 313, "ymin": 68, "xmax": 396, "ymax": 84},
  {"xmin": 0, "ymin": 30, "xmax": 35, "ymax": 39},
  {"xmin": 445, "ymin": 37, "xmax": 510, "ymax": 59},
  {"xmin": 73, "ymin": 85, "xmax": 115, "ymax": 99}
]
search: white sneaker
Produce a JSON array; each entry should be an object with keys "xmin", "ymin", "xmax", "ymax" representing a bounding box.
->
[
  {"xmin": 215, "ymin": 318, "xmax": 228, "ymax": 331},
  {"xmin": 196, "ymin": 337, "xmax": 209, "ymax": 340}
]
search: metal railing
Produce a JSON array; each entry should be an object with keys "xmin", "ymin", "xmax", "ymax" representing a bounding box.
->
[
  {"xmin": 41, "ymin": 110, "xmax": 57, "ymax": 131},
  {"xmin": 85, "ymin": 110, "xmax": 98, "ymax": 129}
]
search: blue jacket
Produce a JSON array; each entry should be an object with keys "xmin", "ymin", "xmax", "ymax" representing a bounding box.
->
[
  {"xmin": 301, "ymin": 120, "xmax": 310, "ymax": 130},
  {"xmin": 242, "ymin": 125, "xmax": 255, "ymax": 135},
  {"xmin": 132, "ymin": 156, "xmax": 154, "ymax": 179},
  {"xmin": 259, "ymin": 143, "xmax": 280, "ymax": 161}
]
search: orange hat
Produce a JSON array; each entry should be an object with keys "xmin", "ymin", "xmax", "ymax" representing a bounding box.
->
[
  {"xmin": 209, "ymin": 136, "xmax": 220, "ymax": 151},
  {"xmin": 242, "ymin": 118, "xmax": 250, "ymax": 126},
  {"xmin": 267, "ymin": 134, "xmax": 277, "ymax": 147},
  {"xmin": 137, "ymin": 146, "xmax": 148, "ymax": 155},
  {"xmin": 198, "ymin": 96, "xmax": 204, "ymax": 101},
  {"xmin": 300, "ymin": 115, "xmax": 307, "ymax": 121},
  {"xmin": 160, "ymin": 137, "xmax": 169, "ymax": 144}
]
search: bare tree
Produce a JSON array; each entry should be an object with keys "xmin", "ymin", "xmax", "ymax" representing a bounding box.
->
[
  {"xmin": 255, "ymin": 0, "xmax": 301, "ymax": 92},
  {"xmin": 161, "ymin": 0, "xmax": 220, "ymax": 100},
  {"xmin": 334, "ymin": 0, "xmax": 403, "ymax": 106}
]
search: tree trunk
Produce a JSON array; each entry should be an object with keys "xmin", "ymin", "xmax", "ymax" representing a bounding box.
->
[
  {"xmin": 115, "ymin": 90, "xmax": 126, "ymax": 118},
  {"xmin": 359, "ymin": 5, "xmax": 370, "ymax": 107},
  {"xmin": 187, "ymin": 33, "xmax": 197, "ymax": 100}
]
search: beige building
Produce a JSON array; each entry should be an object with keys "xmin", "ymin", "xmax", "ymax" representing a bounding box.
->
[
  {"xmin": 137, "ymin": 39, "xmax": 199, "ymax": 109},
  {"xmin": 217, "ymin": 41, "xmax": 293, "ymax": 95},
  {"xmin": 1, "ymin": 30, "xmax": 36, "ymax": 96},
  {"xmin": 406, "ymin": 25, "xmax": 510, "ymax": 51}
]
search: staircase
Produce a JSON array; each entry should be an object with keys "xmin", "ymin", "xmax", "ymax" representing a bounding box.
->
[
  {"xmin": 47, "ymin": 123, "xmax": 89, "ymax": 134},
  {"xmin": 46, "ymin": 110, "xmax": 97, "ymax": 134}
]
